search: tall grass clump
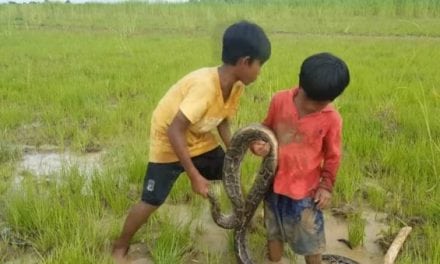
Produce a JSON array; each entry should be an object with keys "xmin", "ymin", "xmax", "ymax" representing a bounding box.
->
[
  {"xmin": 149, "ymin": 215, "xmax": 193, "ymax": 264},
  {"xmin": 4, "ymin": 169, "xmax": 111, "ymax": 262},
  {"xmin": 347, "ymin": 212, "xmax": 366, "ymax": 248}
]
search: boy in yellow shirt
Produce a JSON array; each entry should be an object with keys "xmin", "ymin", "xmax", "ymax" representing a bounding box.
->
[{"xmin": 112, "ymin": 21, "xmax": 271, "ymax": 262}]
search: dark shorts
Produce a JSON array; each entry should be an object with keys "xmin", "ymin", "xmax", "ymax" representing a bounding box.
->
[
  {"xmin": 264, "ymin": 192, "xmax": 326, "ymax": 255},
  {"xmin": 141, "ymin": 146, "xmax": 225, "ymax": 206}
]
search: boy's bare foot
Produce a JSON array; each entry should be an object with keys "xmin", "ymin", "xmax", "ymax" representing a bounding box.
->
[{"xmin": 112, "ymin": 242, "xmax": 129, "ymax": 264}]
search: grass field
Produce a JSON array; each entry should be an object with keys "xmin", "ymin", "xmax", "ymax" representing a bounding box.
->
[{"xmin": 0, "ymin": 0, "xmax": 439, "ymax": 263}]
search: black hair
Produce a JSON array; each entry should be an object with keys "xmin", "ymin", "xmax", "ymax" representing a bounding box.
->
[
  {"xmin": 299, "ymin": 52, "xmax": 350, "ymax": 101},
  {"xmin": 222, "ymin": 21, "xmax": 271, "ymax": 65}
]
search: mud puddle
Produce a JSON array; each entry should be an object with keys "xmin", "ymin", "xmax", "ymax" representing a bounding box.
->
[{"xmin": 125, "ymin": 203, "xmax": 388, "ymax": 264}]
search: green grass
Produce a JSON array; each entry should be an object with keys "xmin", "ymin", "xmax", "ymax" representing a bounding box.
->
[
  {"xmin": 0, "ymin": 1, "xmax": 439, "ymax": 263},
  {"xmin": 347, "ymin": 212, "xmax": 366, "ymax": 248},
  {"xmin": 149, "ymin": 215, "xmax": 192, "ymax": 264},
  {"xmin": 5, "ymin": 169, "xmax": 108, "ymax": 262}
]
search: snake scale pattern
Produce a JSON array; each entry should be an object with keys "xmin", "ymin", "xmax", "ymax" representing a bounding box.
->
[{"xmin": 207, "ymin": 124, "xmax": 359, "ymax": 264}]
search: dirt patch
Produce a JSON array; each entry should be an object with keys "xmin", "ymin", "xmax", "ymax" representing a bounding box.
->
[{"xmin": 0, "ymin": 224, "xmax": 40, "ymax": 264}]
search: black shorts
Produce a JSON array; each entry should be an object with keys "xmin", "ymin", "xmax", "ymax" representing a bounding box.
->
[{"xmin": 141, "ymin": 146, "xmax": 225, "ymax": 206}]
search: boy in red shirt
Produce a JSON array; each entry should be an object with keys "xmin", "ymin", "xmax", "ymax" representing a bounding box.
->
[{"xmin": 251, "ymin": 53, "xmax": 350, "ymax": 264}]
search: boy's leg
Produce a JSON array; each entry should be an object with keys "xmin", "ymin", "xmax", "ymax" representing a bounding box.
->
[
  {"xmin": 112, "ymin": 162, "xmax": 183, "ymax": 261},
  {"xmin": 112, "ymin": 146, "xmax": 224, "ymax": 262},
  {"xmin": 264, "ymin": 192, "xmax": 285, "ymax": 262},
  {"xmin": 112, "ymin": 201, "xmax": 157, "ymax": 259},
  {"xmin": 304, "ymin": 254, "xmax": 322, "ymax": 264},
  {"xmin": 267, "ymin": 239, "xmax": 284, "ymax": 262},
  {"xmin": 283, "ymin": 198, "xmax": 325, "ymax": 264}
]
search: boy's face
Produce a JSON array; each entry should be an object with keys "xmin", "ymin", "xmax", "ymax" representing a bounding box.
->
[
  {"xmin": 298, "ymin": 88, "xmax": 332, "ymax": 114},
  {"xmin": 303, "ymin": 99, "xmax": 331, "ymax": 113},
  {"xmin": 236, "ymin": 57, "xmax": 262, "ymax": 85}
]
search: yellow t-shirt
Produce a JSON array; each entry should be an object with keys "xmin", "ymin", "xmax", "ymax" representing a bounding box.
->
[{"xmin": 149, "ymin": 67, "xmax": 244, "ymax": 163}]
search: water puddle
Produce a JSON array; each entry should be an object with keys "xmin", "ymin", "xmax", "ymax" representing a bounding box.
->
[
  {"xmin": 321, "ymin": 210, "xmax": 387, "ymax": 264},
  {"xmin": 18, "ymin": 146, "xmax": 101, "ymax": 175},
  {"xmin": 13, "ymin": 146, "xmax": 102, "ymax": 194}
]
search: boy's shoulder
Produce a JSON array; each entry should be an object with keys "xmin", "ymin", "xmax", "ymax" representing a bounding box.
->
[
  {"xmin": 169, "ymin": 67, "xmax": 219, "ymax": 97},
  {"xmin": 322, "ymin": 105, "xmax": 343, "ymax": 125},
  {"xmin": 180, "ymin": 67, "xmax": 217, "ymax": 84},
  {"xmin": 322, "ymin": 104, "xmax": 338, "ymax": 113},
  {"xmin": 171, "ymin": 67, "xmax": 221, "ymax": 103}
]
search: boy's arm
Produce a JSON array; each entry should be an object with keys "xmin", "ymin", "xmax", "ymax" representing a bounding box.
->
[
  {"xmin": 315, "ymin": 117, "xmax": 342, "ymax": 209},
  {"xmin": 217, "ymin": 118, "xmax": 231, "ymax": 148},
  {"xmin": 320, "ymin": 119, "xmax": 342, "ymax": 192},
  {"xmin": 168, "ymin": 110, "xmax": 209, "ymax": 198}
]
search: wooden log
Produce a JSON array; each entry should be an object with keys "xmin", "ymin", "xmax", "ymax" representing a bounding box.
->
[{"xmin": 384, "ymin": 226, "xmax": 413, "ymax": 264}]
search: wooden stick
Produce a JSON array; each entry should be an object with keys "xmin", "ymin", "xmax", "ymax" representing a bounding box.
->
[{"xmin": 384, "ymin": 226, "xmax": 413, "ymax": 264}]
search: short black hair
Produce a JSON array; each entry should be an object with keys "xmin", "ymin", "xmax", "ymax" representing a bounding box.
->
[
  {"xmin": 299, "ymin": 52, "xmax": 350, "ymax": 101},
  {"xmin": 222, "ymin": 21, "xmax": 271, "ymax": 65}
]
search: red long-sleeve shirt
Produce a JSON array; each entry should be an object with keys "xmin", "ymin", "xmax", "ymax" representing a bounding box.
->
[{"xmin": 263, "ymin": 88, "xmax": 342, "ymax": 200}]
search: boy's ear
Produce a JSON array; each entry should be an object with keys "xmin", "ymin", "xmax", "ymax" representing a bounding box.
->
[{"xmin": 237, "ymin": 56, "xmax": 252, "ymax": 66}]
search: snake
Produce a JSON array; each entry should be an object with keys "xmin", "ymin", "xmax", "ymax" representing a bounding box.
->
[
  {"xmin": 322, "ymin": 254, "xmax": 360, "ymax": 264},
  {"xmin": 207, "ymin": 124, "xmax": 359, "ymax": 264}
]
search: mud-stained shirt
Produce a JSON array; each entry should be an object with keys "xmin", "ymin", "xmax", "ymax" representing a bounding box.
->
[
  {"xmin": 263, "ymin": 88, "xmax": 342, "ymax": 199},
  {"xmin": 149, "ymin": 67, "xmax": 244, "ymax": 163}
]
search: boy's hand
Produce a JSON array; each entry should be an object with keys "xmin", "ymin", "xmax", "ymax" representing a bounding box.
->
[
  {"xmin": 190, "ymin": 173, "xmax": 210, "ymax": 198},
  {"xmin": 249, "ymin": 140, "xmax": 271, "ymax": 156},
  {"xmin": 314, "ymin": 188, "xmax": 332, "ymax": 209}
]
